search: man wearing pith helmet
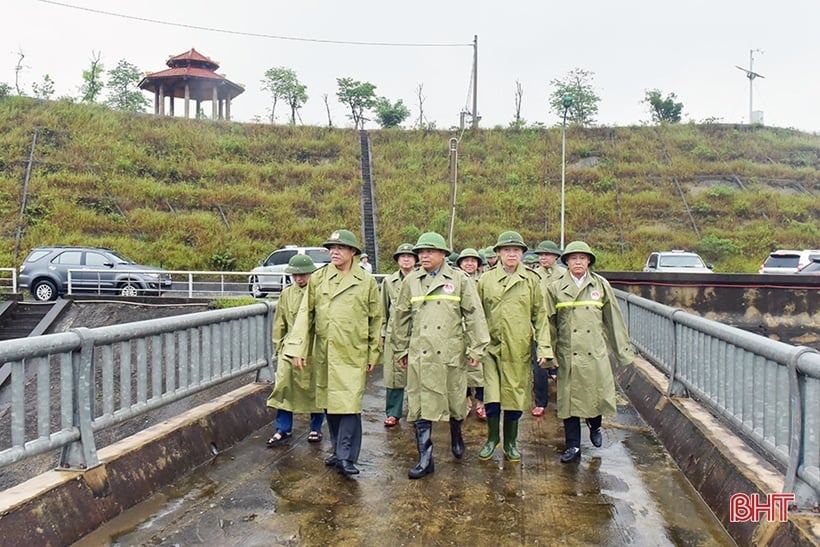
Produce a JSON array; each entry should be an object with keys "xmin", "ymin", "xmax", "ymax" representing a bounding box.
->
[
  {"xmin": 530, "ymin": 240, "xmax": 563, "ymax": 418},
  {"xmin": 456, "ymin": 247, "xmax": 486, "ymax": 420},
  {"xmin": 476, "ymin": 230, "xmax": 553, "ymax": 463},
  {"xmin": 391, "ymin": 232, "xmax": 490, "ymax": 479},
  {"xmin": 381, "ymin": 243, "xmax": 418, "ymax": 428},
  {"xmin": 285, "ymin": 229, "xmax": 384, "ymax": 478},
  {"xmin": 266, "ymin": 254, "xmax": 325, "ymax": 447},
  {"xmin": 543, "ymin": 240, "xmax": 634, "ymax": 464}
]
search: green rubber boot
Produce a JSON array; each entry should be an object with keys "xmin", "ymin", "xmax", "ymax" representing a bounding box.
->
[
  {"xmin": 479, "ymin": 415, "xmax": 501, "ymax": 460},
  {"xmin": 503, "ymin": 419, "xmax": 521, "ymax": 462}
]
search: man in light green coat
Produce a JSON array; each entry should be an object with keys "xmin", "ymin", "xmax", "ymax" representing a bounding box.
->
[
  {"xmin": 531, "ymin": 240, "xmax": 564, "ymax": 417},
  {"xmin": 266, "ymin": 255, "xmax": 324, "ymax": 446},
  {"xmin": 544, "ymin": 240, "xmax": 634, "ymax": 463},
  {"xmin": 381, "ymin": 242, "xmax": 418, "ymax": 427},
  {"xmin": 477, "ymin": 231, "xmax": 553, "ymax": 463},
  {"xmin": 457, "ymin": 247, "xmax": 487, "ymax": 420},
  {"xmin": 285, "ymin": 229, "xmax": 384, "ymax": 477},
  {"xmin": 391, "ymin": 232, "xmax": 490, "ymax": 479}
]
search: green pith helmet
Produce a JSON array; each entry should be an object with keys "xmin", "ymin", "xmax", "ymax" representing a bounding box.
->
[
  {"xmin": 447, "ymin": 251, "xmax": 459, "ymax": 265},
  {"xmin": 361, "ymin": 253, "xmax": 369, "ymax": 259},
  {"xmin": 393, "ymin": 243, "xmax": 418, "ymax": 261},
  {"xmin": 285, "ymin": 254, "xmax": 318, "ymax": 275},
  {"xmin": 413, "ymin": 232, "xmax": 451, "ymax": 254},
  {"xmin": 534, "ymin": 240, "xmax": 562, "ymax": 256},
  {"xmin": 484, "ymin": 246, "xmax": 497, "ymax": 260},
  {"xmin": 323, "ymin": 229, "xmax": 362, "ymax": 255},
  {"xmin": 478, "ymin": 248, "xmax": 487, "ymax": 265},
  {"xmin": 523, "ymin": 253, "xmax": 539, "ymax": 264},
  {"xmin": 456, "ymin": 247, "xmax": 481, "ymax": 266},
  {"xmin": 561, "ymin": 240, "xmax": 597, "ymax": 266},
  {"xmin": 493, "ymin": 231, "xmax": 527, "ymax": 252}
]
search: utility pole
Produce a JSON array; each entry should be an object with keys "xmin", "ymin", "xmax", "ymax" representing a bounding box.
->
[
  {"xmin": 448, "ymin": 138, "xmax": 459, "ymax": 250},
  {"xmin": 735, "ymin": 49, "xmax": 764, "ymax": 124},
  {"xmin": 471, "ymin": 35, "xmax": 478, "ymax": 129}
]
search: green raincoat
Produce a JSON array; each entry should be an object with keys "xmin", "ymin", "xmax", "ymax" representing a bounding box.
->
[
  {"xmin": 381, "ymin": 270, "xmax": 407, "ymax": 390},
  {"xmin": 284, "ymin": 263, "xmax": 383, "ymax": 414},
  {"xmin": 477, "ymin": 263, "xmax": 553, "ymax": 410},
  {"xmin": 544, "ymin": 269, "xmax": 634, "ymax": 420},
  {"xmin": 266, "ymin": 283, "xmax": 322, "ymax": 413},
  {"xmin": 391, "ymin": 263, "xmax": 490, "ymax": 422}
]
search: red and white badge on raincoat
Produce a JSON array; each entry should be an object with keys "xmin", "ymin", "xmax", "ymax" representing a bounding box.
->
[
  {"xmin": 443, "ymin": 283, "xmax": 455, "ymax": 294},
  {"xmin": 590, "ymin": 289, "xmax": 601, "ymax": 300}
]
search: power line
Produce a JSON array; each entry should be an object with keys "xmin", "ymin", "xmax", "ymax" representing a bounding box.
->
[{"xmin": 38, "ymin": 0, "xmax": 472, "ymax": 48}]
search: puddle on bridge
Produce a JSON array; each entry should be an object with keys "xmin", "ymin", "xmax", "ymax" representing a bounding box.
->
[{"xmin": 75, "ymin": 373, "xmax": 735, "ymax": 546}]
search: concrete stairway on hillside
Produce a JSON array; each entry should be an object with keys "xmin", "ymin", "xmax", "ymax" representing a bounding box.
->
[
  {"xmin": 0, "ymin": 301, "xmax": 65, "ymax": 341},
  {"xmin": 359, "ymin": 130, "xmax": 379, "ymax": 271}
]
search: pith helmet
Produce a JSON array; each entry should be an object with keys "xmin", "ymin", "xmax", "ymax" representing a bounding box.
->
[
  {"xmin": 456, "ymin": 247, "xmax": 481, "ymax": 266},
  {"xmin": 413, "ymin": 232, "xmax": 451, "ymax": 254},
  {"xmin": 523, "ymin": 253, "xmax": 539, "ymax": 264},
  {"xmin": 323, "ymin": 229, "xmax": 362, "ymax": 255},
  {"xmin": 393, "ymin": 243, "xmax": 418, "ymax": 261},
  {"xmin": 361, "ymin": 253, "xmax": 369, "ymax": 259},
  {"xmin": 484, "ymin": 246, "xmax": 497, "ymax": 260},
  {"xmin": 285, "ymin": 254, "xmax": 317, "ymax": 275},
  {"xmin": 493, "ymin": 231, "xmax": 528, "ymax": 252},
  {"xmin": 534, "ymin": 240, "xmax": 562, "ymax": 256},
  {"xmin": 561, "ymin": 240, "xmax": 597, "ymax": 266}
]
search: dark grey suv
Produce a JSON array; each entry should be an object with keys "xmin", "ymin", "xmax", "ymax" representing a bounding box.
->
[{"xmin": 19, "ymin": 246, "xmax": 173, "ymax": 301}]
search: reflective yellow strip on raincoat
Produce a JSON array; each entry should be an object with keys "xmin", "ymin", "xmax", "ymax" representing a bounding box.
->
[
  {"xmin": 410, "ymin": 295, "xmax": 462, "ymax": 303},
  {"xmin": 556, "ymin": 300, "xmax": 604, "ymax": 309}
]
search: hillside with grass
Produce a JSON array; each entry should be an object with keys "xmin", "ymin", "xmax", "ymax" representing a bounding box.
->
[{"xmin": 0, "ymin": 96, "xmax": 817, "ymax": 274}]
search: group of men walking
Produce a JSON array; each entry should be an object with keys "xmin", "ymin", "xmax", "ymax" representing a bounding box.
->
[{"xmin": 266, "ymin": 227, "xmax": 634, "ymax": 478}]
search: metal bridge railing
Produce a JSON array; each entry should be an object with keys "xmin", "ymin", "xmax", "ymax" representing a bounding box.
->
[
  {"xmin": 617, "ymin": 289, "xmax": 820, "ymax": 509},
  {"xmin": 0, "ymin": 268, "xmax": 17, "ymax": 294},
  {"xmin": 0, "ymin": 301, "xmax": 276, "ymax": 471}
]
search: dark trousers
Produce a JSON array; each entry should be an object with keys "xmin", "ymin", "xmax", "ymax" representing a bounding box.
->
[
  {"xmin": 563, "ymin": 415, "xmax": 602, "ymax": 448},
  {"xmin": 531, "ymin": 340, "xmax": 549, "ymax": 407},
  {"xmin": 275, "ymin": 410, "xmax": 324, "ymax": 433},
  {"xmin": 466, "ymin": 386, "xmax": 484, "ymax": 401},
  {"xmin": 326, "ymin": 413, "xmax": 362, "ymax": 463},
  {"xmin": 484, "ymin": 402, "xmax": 522, "ymax": 421},
  {"xmin": 385, "ymin": 388, "xmax": 404, "ymax": 418}
]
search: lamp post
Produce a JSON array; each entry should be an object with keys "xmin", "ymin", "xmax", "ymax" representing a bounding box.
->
[
  {"xmin": 447, "ymin": 137, "xmax": 459, "ymax": 250},
  {"xmin": 559, "ymin": 95, "xmax": 573, "ymax": 250}
]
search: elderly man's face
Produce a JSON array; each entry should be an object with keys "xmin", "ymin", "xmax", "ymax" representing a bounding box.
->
[
  {"xmin": 418, "ymin": 249, "xmax": 446, "ymax": 272},
  {"xmin": 539, "ymin": 253, "xmax": 558, "ymax": 268},
  {"xmin": 565, "ymin": 252, "xmax": 591, "ymax": 277},
  {"xmin": 459, "ymin": 257, "xmax": 479, "ymax": 274},
  {"xmin": 497, "ymin": 246, "xmax": 523, "ymax": 270}
]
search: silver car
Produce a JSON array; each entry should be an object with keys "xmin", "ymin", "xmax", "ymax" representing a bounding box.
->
[
  {"xmin": 643, "ymin": 250, "xmax": 713, "ymax": 273},
  {"xmin": 248, "ymin": 246, "xmax": 330, "ymax": 297}
]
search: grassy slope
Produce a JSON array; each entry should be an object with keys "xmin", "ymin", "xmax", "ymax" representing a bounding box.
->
[{"xmin": 0, "ymin": 96, "xmax": 817, "ymax": 273}]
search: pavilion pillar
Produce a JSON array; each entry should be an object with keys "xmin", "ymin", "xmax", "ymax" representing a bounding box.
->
[
  {"xmin": 154, "ymin": 92, "xmax": 159, "ymax": 115},
  {"xmin": 225, "ymin": 98, "xmax": 231, "ymax": 121},
  {"xmin": 158, "ymin": 84, "xmax": 165, "ymax": 116},
  {"xmin": 184, "ymin": 83, "xmax": 190, "ymax": 118},
  {"xmin": 218, "ymin": 99, "xmax": 224, "ymax": 120},
  {"xmin": 211, "ymin": 87, "xmax": 218, "ymax": 119},
  {"xmin": 169, "ymin": 91, "xmax": 174, "ymax": 116},
  {"xmin": 196, "ymin": 100, "xmax": 201, "ymax": 119}
]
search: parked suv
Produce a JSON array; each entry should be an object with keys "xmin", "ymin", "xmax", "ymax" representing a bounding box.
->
[
  {"xmin": 759, "ymin": 249, "xmax": 820, "ymax": 274},
  {"xmin": 248, "ymin": 245, "xmax": 330, "ymax": 297},
  {"xmin": 643, "ymin": 250, "xmax": 713, "ymax": 273},
  {"xmin": 19, "ymin": 246, "xmax": 173, "ymax": 301}
]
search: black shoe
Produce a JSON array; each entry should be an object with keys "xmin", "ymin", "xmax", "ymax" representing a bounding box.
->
[
  {"xmin": 324, "ymin": 454, "xmax": 339, "ymax": 466},
  {"xmin": 337, "ymin": 460, "xmax": 360, "ymax": 476},
  {"xmin": 590, "ymin": 428, "xmax": 602, "ymax": 448},
  {"xmin": 408, "ymin": 459, "xmax": 435, "ymax": 479},
  {"xmin": 560, "ymin": 447, "xmax": 581, "ymax": 463}
]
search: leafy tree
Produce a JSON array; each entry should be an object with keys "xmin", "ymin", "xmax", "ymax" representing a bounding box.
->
[
  {"xmin": 548, "ymin": 68, "xmax": 600, "ymax": 126},
  {"xmin": 79, "ymin": 51, "xmax": 104, "ymax": 103},
  {"xmin": 643, "ymin": 89, "xmax": 683, "ymax": 123},
  {"xmin": 374, "ymin": 97, "xmax": 410, "ymax": 128},
  {"xmin": 0, "ymin": 82, "xmax": 10, "ymax": 100},
  {"xmin": 261, "ymin": 67, "xmax": 307, "ymax": 124},
  {"xmin": 32, "ymin": 74, "xmax": 55, "ymax": 100},
  {"xmin": 336, "ymin": 77, "xmax": 377, "ymax": 129},
  {"xmin": 105, "ymin": 60, "xmax": 149, "ymax": 112}
]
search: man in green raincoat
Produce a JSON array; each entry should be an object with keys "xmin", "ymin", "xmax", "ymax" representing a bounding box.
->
[
  {"xmin": 391, "ymin": 232, "xmax": 490, "ymax": 479},
  {"xmin": 477, "ymin": 231, "xmax": 553, "ymax": 462},
  {"xmin": 381, "ymin": 242, "xmax": 418, "ymax": 427},
  {"xmin": 531, "ymin": 240, "xmax": 563, "ymax": 417},
  {"xmin": 285, "ymin": 229, "xmax": 384, "ymax": 477},
  {"xmin": 544, "ymin": 240, "xmax": 634, "ymax": 463},
  {"xmin": 266, "ymin": 254, "xmax": 324, "ymax": 446},
  {"xmin": 457, "ymin": 247, "xmax": 487, "ymax": 420}
]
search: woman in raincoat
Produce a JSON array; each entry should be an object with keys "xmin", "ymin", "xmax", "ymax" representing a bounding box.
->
[
  {"xmin": 285, "ymin": 229, "xmax": 384, "ymax": 477},
  {"xmin": 544, "ymin": 240, "xmax": 634, "ymax": 463},
  {"xmin": 477, "ymin": 231, "xmax": 553, "ymax": 463}
]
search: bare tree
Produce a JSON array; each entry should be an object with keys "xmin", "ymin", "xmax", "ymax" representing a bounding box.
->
[
  {"xmin": 14, "ymin": 49, "xmax": 28, "ymax": 95},
  {"xmin": 322, "ymin": 93, "xmax": 333, "ymax": 128},
  {"xmin": 514, "ymin": 80, "xmax": 524, "ymax": 123},
  {"xmin": 415, "ymin": 83, "xmax": 428, "ymax": 129}
]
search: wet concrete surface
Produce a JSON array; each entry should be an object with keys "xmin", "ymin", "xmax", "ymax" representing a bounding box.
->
[{"xmin": 76, "ymin": 370, "xmax": 735, "ymax": 546}]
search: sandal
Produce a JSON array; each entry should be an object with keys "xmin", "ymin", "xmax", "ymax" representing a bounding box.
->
[
  {"xmin": 475, "ymin": 403, "xmax": 487, "ymax": 420},
  {"xmin": 265, "ymin": 431, "xmax": 291, "ymax": 447},
  {"xmin": 307, "ymin": 430, "xmax": 323, "ymax": 443},
  {"xmin": 383, "ymin": 416, "xmax": 399, "ymax": 427}
]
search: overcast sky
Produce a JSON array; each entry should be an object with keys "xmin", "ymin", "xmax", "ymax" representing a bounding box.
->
[{"xmin": 4, "ymin": 0, "xmax": 820, "ymax": 132}]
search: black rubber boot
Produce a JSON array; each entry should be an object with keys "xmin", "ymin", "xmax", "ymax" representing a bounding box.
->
[
  {"xmin": 449, "ymin": 418, "xmax": 465, "ymax": 458},
  {"xmin": 408, "ymin": 420, "xmax": 435, "ymax": 479}
]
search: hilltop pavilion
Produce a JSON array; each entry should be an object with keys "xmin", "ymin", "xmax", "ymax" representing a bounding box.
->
[{"xmin": 138, "ymin": 48, "xmax": 244, "ymax": 120}]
